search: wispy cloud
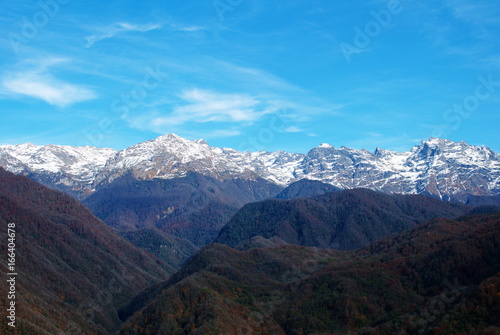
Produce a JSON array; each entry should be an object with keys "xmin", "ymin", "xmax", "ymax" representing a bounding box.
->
[
  {"xmin": 85, "ymin": 22, "xmax": 161, "ymax": 47},
  {"xmin": 124, "ymin": 87, "xmax": 299, "ymax": 138},
  {"xmin": 121, "ymin": 59, "xmax": 344, "ymax": 140},
  {"xmin": 84, "ymin": 21, "xmax": 204, "ymax": 48},
  {"xmin": 445, "ymin": 0, "xmax": 500, "ymax": 26},
  {"xmin": 284, "ymin": 126, "xmax": 304, "ymax": 133},
  {"xmin": 151, "ymin": 88, "xmax": 276, "ymax": 127},
  {"xmin": 2, "ymin": 58, "xmax": 97, "ymax": 107},
  {"xmin": 200, "ymin": 61, "xmax": 344, "ymax": 123},
  {"xmin": 167, "ymin": 22, "xmax": 205, "ymax": 32},
  {"xmin": 215, "ymin": 61, "xmax": 304, "ymax": 93},
  {"xmin": 407, "ymin": 1, "xmax": 500, "ymax": 64}
]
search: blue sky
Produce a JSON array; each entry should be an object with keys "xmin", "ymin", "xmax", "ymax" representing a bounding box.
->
[{"xmin": 1, "ymin": 0, "xmax": 499, "ymax": 153}]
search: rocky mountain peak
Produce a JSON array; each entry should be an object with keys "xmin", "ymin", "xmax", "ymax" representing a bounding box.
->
[{"xmin": 0, "ymin": 135, "xmax": 498, "ymax": 202}]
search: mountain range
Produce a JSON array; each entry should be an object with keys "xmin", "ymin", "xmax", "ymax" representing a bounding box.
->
[
  {"xmin": 1, "ymin": 134, "xmax": 499, "ymax": 203},
  {"xmin": 1, "ymin": 145, "xmax": 499, "ymax": 334}
]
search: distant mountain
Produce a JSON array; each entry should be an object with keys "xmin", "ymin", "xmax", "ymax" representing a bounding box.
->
[
  {"xmin": 82, "ymin": 171, "xmax": 282, "ymax": 246},
  {"xmin": 0, "ymin": 168, "xmax": 171, "ymax": 334},
  {"xmin": 275, "ymin": 178, "xmax": 341, "ymax": 199},
  {"xmin": 1, "ymin": 135, "xmax": 499, "ymax": 202},
  {"xmin": 118, "ymin": 212, "xmax": 500, "ymax": 334},
  {"xmin": 215, "ymin": 189, "xmax": 470, "ymax": 250},
  {"xmin": 0, "ymin": 143, "xmax": 115, "ymax": 199}
]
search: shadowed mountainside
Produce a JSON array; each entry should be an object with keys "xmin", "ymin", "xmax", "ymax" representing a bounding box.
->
[
  {"xmin": 119, "ymin": 212, "xmax": 500, "ymax": 334},
  {"xmin": 275, "ymin": 179, "xmax": 342, "ymax": 199},
  {"xmin": 0, "ymin": 168, "xmax": 172, "ymax": 334},
  {"xmin": 122, "ymin": 228, "xmax": 199, "ymax": 270},
  {"xmin": 83, "ymin": 171, "xmax": 283, "ymax": 246},
  {"xmin": 215, "ymin": 188, "xmax": 470, "ymax": 250}
]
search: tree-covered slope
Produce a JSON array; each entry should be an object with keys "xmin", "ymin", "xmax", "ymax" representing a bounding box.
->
[
  {"xmin": 0, "ymin": 168, "xmax": 172, "ymax": 334},
  {"xmin": 215, "ymin": 188, "xmax": 469, "ymax": 250},
  {"xmin": 119, "ymin": 212, "xmax": 500, "ymax": 334},
  {"xmin": 83, "ymin": 171, "xmax": 282, "ymax": 246}
]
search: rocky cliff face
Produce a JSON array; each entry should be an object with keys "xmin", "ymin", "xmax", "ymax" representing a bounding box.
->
[{"xmin": 1, "ymin": 135, "xmax": 499, "ymax": 202}]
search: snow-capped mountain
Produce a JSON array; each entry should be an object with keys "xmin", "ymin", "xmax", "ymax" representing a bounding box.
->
[
  {"xmin": 291, "ymin": 138, "xmax": 500, "ymax": 201},
  {"xmin": 1, "ymin": 135, "xmax": 499, "ymax": 201},
  {"xmin": 0, "ymin": 143, "xmax": 116, "ymax": 196}
]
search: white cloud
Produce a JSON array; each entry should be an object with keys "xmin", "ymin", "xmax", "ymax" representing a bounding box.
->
[
  {"xmin": 4, "ymin": 77, "xmax": 95, "ymax": 107},
  {"xmin": 445, "ymin": 0, "xmax": 500, "ymax": 25},
  {"xmin": 121, "ymin": 60, "xmax": 344, "ymax": 139},
  {"xmin": 85, "ymin": 22, "xmax": 161, "ymax": 47},
  {"xmin": 168, "ymin": 22, "xmax": 205, "ymax": 32},
  {"xmin": 2, "ymin": 59, "xmax": 96, "ymax": 107},
  {"xmin": 216, "ymin": 61, "xmax": 304, "ymax": 93},
  {"xmin": 151, "ymin": 89, "xmax": 276, "ymax": 127},
  {"xmin": 284, "ymin": 126, "xmax": 304, "ymax": 133},
  {"xmin": 209, "ymin": 62, "xmax": 344, "ymax": 119}
]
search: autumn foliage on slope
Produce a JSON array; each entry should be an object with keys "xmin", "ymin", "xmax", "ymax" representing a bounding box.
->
[
  {"xmin": 0, "ymin": 168, "xmax": 172, "ymax": 334},
  {"xmin": 215, "ymin": 188, "xmax": 469, "ymax": 250},
  {"xmin": 120, "ymin": 212, "xmax": 499, "ymax": 334}
]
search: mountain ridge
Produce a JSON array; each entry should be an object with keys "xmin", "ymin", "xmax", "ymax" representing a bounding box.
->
[
  {"xmin": 82, "ymin": 171, "xmax": 283, "ymax": 246},
  {"xmin": 1, "ymin": 134, "xmax": 499, "ymax": 202},
  {"xmin": 214, "ymin": 188, "xmax": 470, "ymax": 250}
]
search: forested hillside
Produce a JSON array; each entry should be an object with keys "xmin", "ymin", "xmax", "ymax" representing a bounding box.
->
[
  {"xmin": 0, "ymin": 168, "xmax": 171, "ymax": 334},
  {"xmin": 119, "ymin": 212, "xmax": 500, "ymax": 334},
  {"xmin": 216, "ymin": 188, "xmax": 470, "ymax": 249}
]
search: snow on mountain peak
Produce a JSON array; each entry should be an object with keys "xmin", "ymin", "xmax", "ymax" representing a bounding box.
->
[
  {"xmin": 0, "ymin": 143, "xmax": 117, "ymax": 191},
  {"xmin": 195, "ymin": 139, "xmax": 208, "ymax": 145},
  {"xmin": 0, "ymin": 135, "xmax": 498, "ymax": 201},
  {"xmin": 421, "ymin": 137, "xmax": 456, "ymax": 148}
]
